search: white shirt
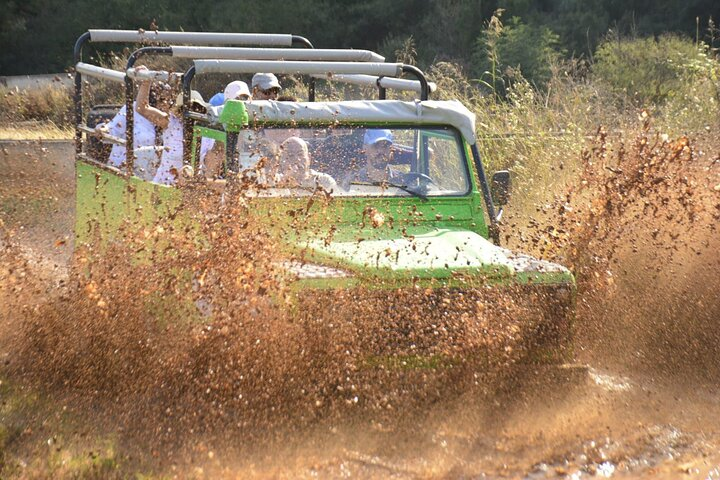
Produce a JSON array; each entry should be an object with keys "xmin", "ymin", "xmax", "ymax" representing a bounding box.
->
[
  {"xmin": 198, "ymin": 137, "xmax": 216, "ymax": 175},
  {"xmin": 274, "ymin": 169, "xmax": 338, "ymax": 192},
  {"xmin": 105, "ymin": 104, "xmax": 157, "ymax": 168},
  {"xmin": 152, "ymin": 114, "xmax": 184, "ymax": 185}
]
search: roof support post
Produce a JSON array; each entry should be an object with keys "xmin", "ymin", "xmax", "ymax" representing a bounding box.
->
[
  {"xmin": 73, "ymin": 32, "xmax": 91, "ymax": 154},
  {"xmin": 470, "ymin": 144, "xmax": 499, "ymax": 244},
  {"xmin": 292, "ymin": 35, "xmax": 317, "ymax": 102},
  {"xmin": 400, "ymin": 65, "xmax": 429, "ymax": 101}
]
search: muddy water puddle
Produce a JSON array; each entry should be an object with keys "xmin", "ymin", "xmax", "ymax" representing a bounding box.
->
[{"xmin": 2, "ymin": 132, "xmax": 720, "ymax": 479}]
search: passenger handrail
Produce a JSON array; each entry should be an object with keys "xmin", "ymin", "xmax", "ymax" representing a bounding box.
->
[
  {"xmin": 77, "ymin": 124, "xmax": 126, "ymax": 145},
  {"xmin": 125, "ymin": 68, "xmax": 183, "ymax": 82}
]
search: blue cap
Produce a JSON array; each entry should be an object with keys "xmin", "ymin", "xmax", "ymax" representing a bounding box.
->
[
  {"xmin": 209, "ymin": 92, "xmax": 225, "ymax": 106},
  {"xmin": 363, "ymin": 129, "xmax": 393, "ymax": 145}
]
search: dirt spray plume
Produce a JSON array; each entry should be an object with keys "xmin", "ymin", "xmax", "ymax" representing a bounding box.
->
[
  {"xmin": 520, "ymin": 113, "xmax": 720, "ymax": 379},
  {"xmin": 2, "ymin": 170, "xmax": 568, "ymax": 464}
]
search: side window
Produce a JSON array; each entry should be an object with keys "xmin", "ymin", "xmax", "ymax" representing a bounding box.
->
[{"xmin": 193, "ymin": 127, "xmax": 226, "ymax": 178}]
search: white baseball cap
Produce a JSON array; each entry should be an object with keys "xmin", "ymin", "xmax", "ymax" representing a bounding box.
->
[
  {"xmin": 224, "ymin": 80, "xmax": 251, "ymax": 100},
  {"xmin": 251, "ymin": 73, "xmax": 281, "ymax": 91}
]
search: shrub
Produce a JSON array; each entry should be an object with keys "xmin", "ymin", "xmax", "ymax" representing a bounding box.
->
[
  {"xmin": 593, "ymin": 34, "xmax": 719, "ymax": 104},
  {"xmin": 472, "ymin": 12, "xmax": 564, "ymax": 96},
  {"xmin": 593, "ymin": 34, "xmax": 720, "ymax": 134}
]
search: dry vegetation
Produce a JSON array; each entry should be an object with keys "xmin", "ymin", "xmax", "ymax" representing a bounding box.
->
[{"xmin": 1, "ymin": 31, "xmax": 720, "ymax": 478}]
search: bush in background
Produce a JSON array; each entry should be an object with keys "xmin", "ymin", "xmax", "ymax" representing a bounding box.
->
[{"xmin": 472, "ymin": 12, "xmax": 564, "ymax": 96}]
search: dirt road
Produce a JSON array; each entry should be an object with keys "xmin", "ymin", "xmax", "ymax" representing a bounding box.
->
[{"xmin": 1, "ymin": 140, "xmax": 719, "ymax": 479}]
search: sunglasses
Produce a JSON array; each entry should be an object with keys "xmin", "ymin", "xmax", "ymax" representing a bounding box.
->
[{"xmin": 261, "ymin": 87, "xmax": 280, "ymax": 96}]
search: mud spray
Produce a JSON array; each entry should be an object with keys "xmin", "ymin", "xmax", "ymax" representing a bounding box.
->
[{"xmin": 1, "ymin": 119, "xmax": 719, "ymax": 478}]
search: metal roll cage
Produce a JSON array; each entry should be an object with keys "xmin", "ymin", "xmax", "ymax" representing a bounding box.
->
[
  {"xmin": 73, "ymin": 29, "xmax": 433, "ymax": 172},
  {"xmin": 73, "ymin": 30, "xmax": 313, "ymax": 156}
]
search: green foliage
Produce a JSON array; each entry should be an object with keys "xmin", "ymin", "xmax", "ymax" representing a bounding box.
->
[
  {"xmin": 473, "ymin": 13, "xmax": 564, "ymax": 94},
  {"xmin": 2, "ymin": 0, "xmax": 720, "ymax": 75},
  {"xmin": 593, "ymin": 34, "xmax": 720, "ymax": 110},
  {"xmin": 380, "ymin": 35, "xmax": 417, "ymax": 65}
]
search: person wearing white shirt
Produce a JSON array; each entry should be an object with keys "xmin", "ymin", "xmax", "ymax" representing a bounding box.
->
[
  {"xmin": 199, "ymin": 80, "xmax": 252, "ymax": 179},
  {"xmin": 94, "ymin": 102, "xmax": 157, "ymax": 179},
  {"xmin": 274, "ymin": 137, "xmax": 337, "ymax": 192}
]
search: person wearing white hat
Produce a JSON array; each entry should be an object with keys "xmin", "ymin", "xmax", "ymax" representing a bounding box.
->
[
  {"xmin": 224, "ymin": 80, "xmax": 252, "ymax": 101},
  {"xmin": 341, "ymin": 129, "xmax": 405, "ymax": 189},
  {"xmin": 251, "ymin": 73, "xmax": 281, "ymax": 100},
  {"xmin": 198, "ymin": 80, "xmax": 253, "ymax": 178},
  {"xmin": 134, "ymin": 65, "xmax": 211, "ymax": 185}
]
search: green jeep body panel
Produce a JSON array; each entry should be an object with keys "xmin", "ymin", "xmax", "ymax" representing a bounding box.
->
[
  {"xmin": 75, "ymin": 100, "xmax": 576, "ymax": 369},
  {"xmin": 77, "ymin": 122, "xmax": 573, "ymax": 289}
]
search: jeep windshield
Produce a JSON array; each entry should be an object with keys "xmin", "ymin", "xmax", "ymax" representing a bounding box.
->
[{"xmin": 224, "ymin": 126, "xmax": 471, "ymax": 198}]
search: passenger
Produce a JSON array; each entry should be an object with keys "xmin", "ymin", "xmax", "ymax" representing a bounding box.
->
[
  {"xmin": 208, "ymin": 92, "xmax": 225, "ymax": 106},
  {"xmin": 224, "ymin": 80, "xmax": 252, "ymax": 101},
  {"xmin": 94, "ymin": 85, "xmax": 160, "ymax": 171},
  {"xmin": 206, "ymin": 80, "xmax": 252, "ymax": 111},
  {"xmin": 251, "ymin": 73, "xmax": 281, "ymax": 100},
  {"xmin": 274, "ymin": 137, "xmax": 337, "ymax": 192},
  {"xmin": 134, "ymin": 66, "xmax": 206, "ymax": 185},
  {"xmin": 199, "ymin": 80, "xmax": 253, "ymax": 179},
  {"xmin": 342, "ymin": 129, "xmax": 402, "ymax": 187}
]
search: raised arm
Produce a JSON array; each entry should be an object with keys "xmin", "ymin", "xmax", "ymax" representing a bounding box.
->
[{"xmin": 134, "ymin": 68, "xmax": 169, "ymax": 130}]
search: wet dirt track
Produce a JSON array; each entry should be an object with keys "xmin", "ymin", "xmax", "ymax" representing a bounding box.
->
[{"xmin": 1, "ymin": 137, "xmax": 720, "ymax": 479}]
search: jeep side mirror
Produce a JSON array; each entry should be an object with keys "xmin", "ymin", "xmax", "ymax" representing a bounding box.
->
[{"xmin": 491, "ymin": 170, "xmax": 511, "ymax": 207}]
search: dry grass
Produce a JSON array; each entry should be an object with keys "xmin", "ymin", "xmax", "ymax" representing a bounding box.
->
[{"xmin": 0, "ymin": 121, "xmax": 73, "ymax": 140}]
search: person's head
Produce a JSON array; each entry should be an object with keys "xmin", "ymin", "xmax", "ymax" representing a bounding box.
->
[
  {"xmin": 150, "ymin": 82, "xmax": 176, "ymax": 113},
  {"xmin": 224, "ymin": 80, "xmax": 251, "ymax": 101},
  {"xmin": 252, "ymin": 73, "xmax": 281, "ymax": 100},
  {"xmin": 208, "ymin": 92, "xmax": 225, "ymax": 106},
  {"xmin": 173, "ymin": 90, "xmax": 207, "ymax": 115},
  {"xmin": 279, "ymin": 137, "xmax": 310, "ymax": 182},
  {"xmin": 363, "ymin": 129, "xmax": 394, "ymax": 179}
]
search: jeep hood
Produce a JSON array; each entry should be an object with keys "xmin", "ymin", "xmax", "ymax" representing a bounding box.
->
[{"xmin": 303, "ymin": 228, "xmax": 573, "ymax": 285}]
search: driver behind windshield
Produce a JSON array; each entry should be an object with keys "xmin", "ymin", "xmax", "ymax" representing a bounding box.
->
[
  {"xmin": 341, "ymin": 129, "xmax": 404, "ymax": 188},
  {"xmin": 272, "ymin": 137, "xmax": 338, "ymax": 192}
]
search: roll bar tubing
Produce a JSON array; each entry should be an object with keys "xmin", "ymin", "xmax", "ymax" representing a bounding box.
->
[
  {"xmin": 311, "ymin": 73, "xmax": 437, "ymax": 94},
  {"xmin": 73, "ymin": 29, "xmax": 313, "ymax": 155},
  {"xmin": 169, "ymin": 46, "xmax": 384, "ymax": 62},
  {"xmin": 191, "ymin": 59, "xmax": 404, "ymax": 76},
  {"xmin": 182, "ymin": 60, "xmax": 431, "ymax": 108}
]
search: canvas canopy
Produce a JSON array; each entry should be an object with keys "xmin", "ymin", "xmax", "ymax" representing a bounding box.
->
[{"xmin": 211, "ymin": 100, "xmax": 477, "ymax": 145}]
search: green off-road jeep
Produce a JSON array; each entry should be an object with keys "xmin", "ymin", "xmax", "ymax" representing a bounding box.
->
[{"xmin": 73, "ymin": 30, "xmax": 575, "ymax": 376}]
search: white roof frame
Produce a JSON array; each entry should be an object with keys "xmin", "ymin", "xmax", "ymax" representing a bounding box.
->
[
  {"xmin": 171, "ymin": 46, "xmax": 384, "ymax": 62},
  {"xmin": 213, "ymin": 100, "xmax": 477, "ymax": 145},
  {"xmin": 88, "ymin": 30, "xmax": 294, "ymax": 46}
]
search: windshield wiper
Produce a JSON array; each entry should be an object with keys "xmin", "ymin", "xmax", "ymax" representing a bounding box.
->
[{"xmin": 350, "ymin": 180, "xmax": 428, "ymax": 201}]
